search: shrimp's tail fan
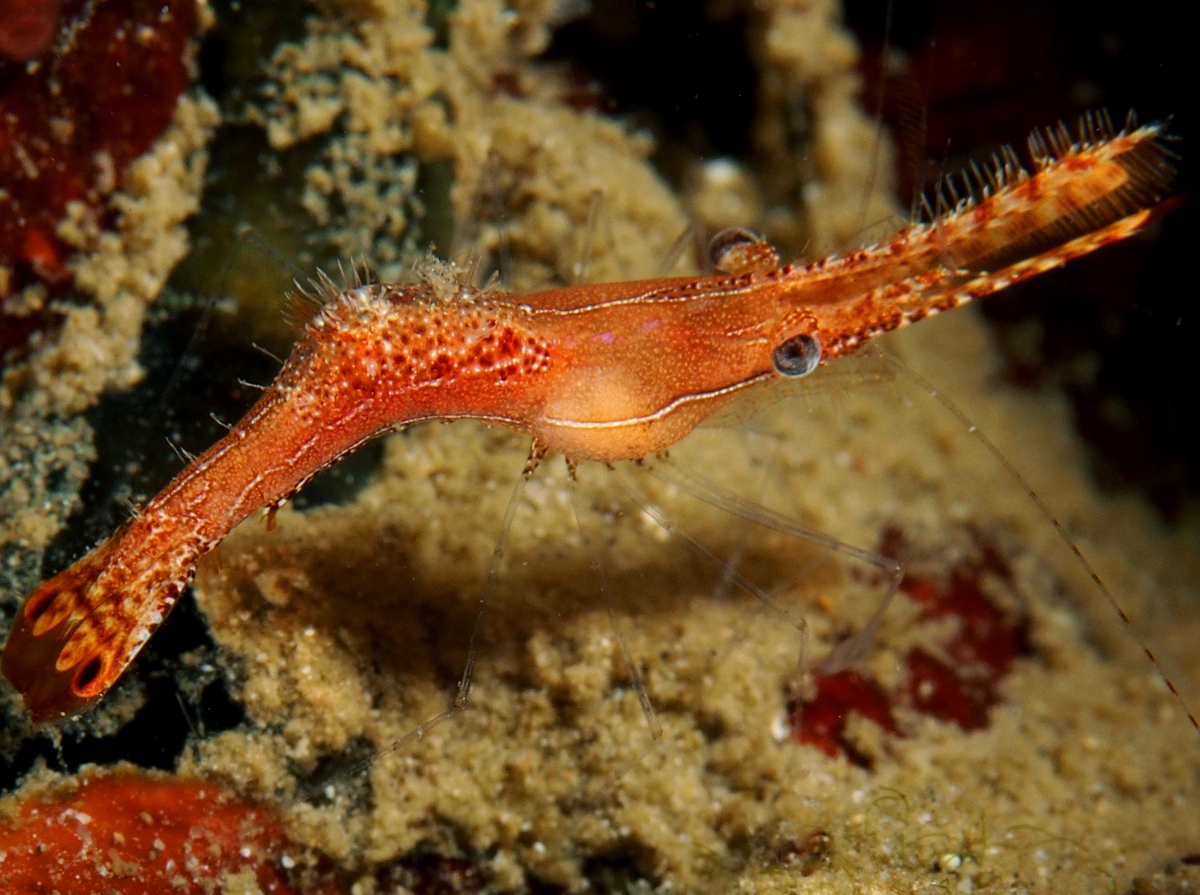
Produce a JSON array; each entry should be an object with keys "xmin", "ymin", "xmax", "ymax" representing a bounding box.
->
[{"xmin": 2, "ymin": 531, "xmax": 189, "ymax": 722}]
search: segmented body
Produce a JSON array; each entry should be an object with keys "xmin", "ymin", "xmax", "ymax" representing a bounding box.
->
[{"xmin": 1, "ymin": 116, "xmax": 1177, "ymax": 721}]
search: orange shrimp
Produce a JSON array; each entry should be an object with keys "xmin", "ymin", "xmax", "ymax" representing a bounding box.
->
[{"xmin": 0, "ymin": 114, "xmax": 1178, "ymax": 722}]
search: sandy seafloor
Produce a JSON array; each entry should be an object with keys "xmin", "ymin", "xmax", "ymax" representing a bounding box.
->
[
  {"xmin": 1, "ymin": 0, "xmax": 1198, "ymax": 892},
  {"xmin": 174, "ymin": 310, "xmax": 1200, "ymax": 894}
]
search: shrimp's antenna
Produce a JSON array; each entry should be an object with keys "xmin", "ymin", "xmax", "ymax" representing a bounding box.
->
[
  {"xmin": 572, "ymin": 189, "xmax": 606, "ymax": 285},
  {"xmin": 905, "ymin": 53, "xmax": 933, "ymax": 226},
  {"xmin": 565, "ymin": 460, "xmax": 662, "ymax": 738},
  {"xmin": 884, "ymin": 353, "xmax": 1200, "ymax": 733},
  {"xmin": 661, "ymin": 224, "xmax": 700, "ymax": 277},
  {"xmin": 175, "ymin": 691, "xmax": 203, "ymax": 741},
  {"xmin": 236, "ymin": 222, "xmax": 310, "ymax": 284},
  {"xmin": 854, "ymin": 0, "xmax": 896, "ymax": 241}
]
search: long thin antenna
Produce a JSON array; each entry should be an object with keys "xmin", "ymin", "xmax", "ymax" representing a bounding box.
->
[
  {"xmin": 854, "ymin": 0, "xmax": 896, "ymax": 240},
  {"xmin": 616, "ymin": 466, "xmax": 801, "ymax": 621},
  {"xmin": 236, "ymin": 222, "xmax": 310, "ymax": 283},
  {"xmin": 885, "ymin": 353, "xmax": 1199, "ymax": 732},
  {"xmin": 572, "ymin": 190, "xmax": 605, "ymax": 285}
]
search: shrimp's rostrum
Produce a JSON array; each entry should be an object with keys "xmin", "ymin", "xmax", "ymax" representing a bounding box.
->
[{"xmin": 0, "ymin": 116, "xmax": 1178, "ymax": 722}]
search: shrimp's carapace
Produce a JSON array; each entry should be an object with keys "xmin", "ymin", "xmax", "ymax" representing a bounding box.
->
[{"xmin": 1, "ymin": 115, "xmax": 1178, "ymax": 721}]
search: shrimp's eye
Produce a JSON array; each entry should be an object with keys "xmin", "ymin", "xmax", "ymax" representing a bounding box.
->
[
  {"xmin": 707, "ymin": 228, "xmax": 778, "ymax": 274},
  {"xmin": 708, "ymin": 228, "xmax": 758, "ymax": 268},
  {"xmin": 772, "ymin": 333, "xmax": 821, "ymax": 377}
]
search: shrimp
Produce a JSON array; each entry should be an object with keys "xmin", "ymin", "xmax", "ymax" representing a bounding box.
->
[{"xmin": 0, "ymin": 114, "xmax": 1178, "ymax": 723}]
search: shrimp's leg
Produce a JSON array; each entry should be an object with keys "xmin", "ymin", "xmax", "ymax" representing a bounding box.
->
[
  {"xmin": 454, "ymin": 438, "xmax": 548, "ymax": 711},
  {"xmin": 621, "ymin": 461, "xmax": 905, "ymax": 674},
  {"xmin": 313, "ymin": 438, "xmax": 552, "ymax": 795},
  {"xmin": 566, "ymin": 460, "xmax": 662, "ymax": 738}
]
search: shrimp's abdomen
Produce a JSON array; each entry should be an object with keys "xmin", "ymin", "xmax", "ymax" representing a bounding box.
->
[{"xmin": 2, "ymin": 282, "xmax": 560, "ymax": 720}]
